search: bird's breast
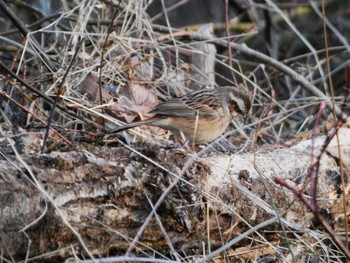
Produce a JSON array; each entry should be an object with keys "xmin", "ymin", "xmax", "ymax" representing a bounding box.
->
[{"xmin": 152, "ymin": 115, "xmax": 231, "ymax": 144}]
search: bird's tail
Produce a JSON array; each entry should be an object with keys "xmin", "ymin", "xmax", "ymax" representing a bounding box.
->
[{"xmin": 106, "ymin": 119, "xmax": 154, "ymax": 134}]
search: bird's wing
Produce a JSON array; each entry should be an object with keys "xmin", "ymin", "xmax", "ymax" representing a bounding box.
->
[{"xmin": 151, "ymin": 95, "xmax": 219, "ymax": 118}]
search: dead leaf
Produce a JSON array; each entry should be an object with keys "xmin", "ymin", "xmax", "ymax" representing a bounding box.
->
[
  {"xmin": 126, "ymin": 80, "xmax": 158, "ymax": 107},
  {"xmin": 105, "ymin": 80, "xmax": 170, "ymax": 139},
  {"xmin": 110, "ymin": 80, "xmax": 158, "ymax": 118},
  {"xmin": 129, "ymin": 55, "xmax": 153, "ymax": 81},
  {"xmin": 117, "ymin": 96, "xmax": 154, "ymax": 118},
  {"xmin": 80, "ymin": 73, "xmax": 113, "ymax": 103}
]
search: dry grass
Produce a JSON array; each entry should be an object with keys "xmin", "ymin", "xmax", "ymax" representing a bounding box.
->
[{"xmin": 0, "ymin": 0, "xmax": 349, "ymax": 262}]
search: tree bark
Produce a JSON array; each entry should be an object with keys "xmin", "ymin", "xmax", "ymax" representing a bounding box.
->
[{"xmin": 0, "ymin": 128, "xmax": 349, "ymax": 261}]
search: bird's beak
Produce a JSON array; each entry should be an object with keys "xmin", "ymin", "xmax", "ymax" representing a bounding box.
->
[{"xmin": 243, "ymin": 114, "xmax": 250, "ymax": 125}]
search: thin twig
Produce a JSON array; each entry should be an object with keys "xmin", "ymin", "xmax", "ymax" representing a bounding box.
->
[
  {"xmin": 0, "ymin": 91, "xmax": 73, "ymax": 146},
  {"xmin": 319, "ymin": 0, "xmax": 348, "ymax": 249},
  {"xmin": 274, "ymin": 176, "xmax": 350, "ymax": 260},
  {"xmin": 0, "ymin": 60, "xmax": 104, "ymax": 131},
  {"xmin": 224, "ymin": 0, "xmax": 237, "ymax": 84},
  {"xmin": 144, "ymin": 192, "xmax": 182, "ymax": 262},
  {"xmin": 0, "ymin": 0, "xmax": 56, "ymax": 72},
  {"xmin": 41, "ymin": 37, "xmax": 84, "ymax": 151},
  {"xmin": 99, "ymin": 5, "xmax": 120, "ymax": 106},
  {"xmin": 274, "ymin": 106, "xmax": 350, "ymax": 259},
  {"xmin": 196, "ymin": 216, "xmax": 278, "ymax": 262},
  {"xmin": 0, "ymin": 12, "xmax": 63, "ymax": 37}
]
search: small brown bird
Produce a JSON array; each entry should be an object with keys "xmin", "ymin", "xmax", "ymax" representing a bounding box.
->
[{"xmin": 107, "ymin": 85, "xmax": 251, "ymax": 144}]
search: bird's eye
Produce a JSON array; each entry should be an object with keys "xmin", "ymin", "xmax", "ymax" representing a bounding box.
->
[{"xmin": 228, "ymin": 101, "xmax": 239, "ymax": 114}]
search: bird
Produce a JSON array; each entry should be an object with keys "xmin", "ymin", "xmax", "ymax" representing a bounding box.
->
[{"xmin": 107, "ymin": 85, "xmax": 251, "ymax": 144}]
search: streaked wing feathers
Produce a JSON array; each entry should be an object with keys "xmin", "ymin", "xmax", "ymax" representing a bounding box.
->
[{"xmin": 151, "ymin": 95, "xmax": 219, "ymax": 118}]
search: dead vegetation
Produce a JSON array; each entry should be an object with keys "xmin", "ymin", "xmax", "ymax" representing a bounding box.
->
[{"xmin": 0, "ymin": 0, "xmax": 350, "ymax": 262}]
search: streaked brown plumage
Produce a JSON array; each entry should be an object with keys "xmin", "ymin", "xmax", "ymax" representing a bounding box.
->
[{"xmin": 107, "ymin": 85, "xmax": 251, "ymax": 144}]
